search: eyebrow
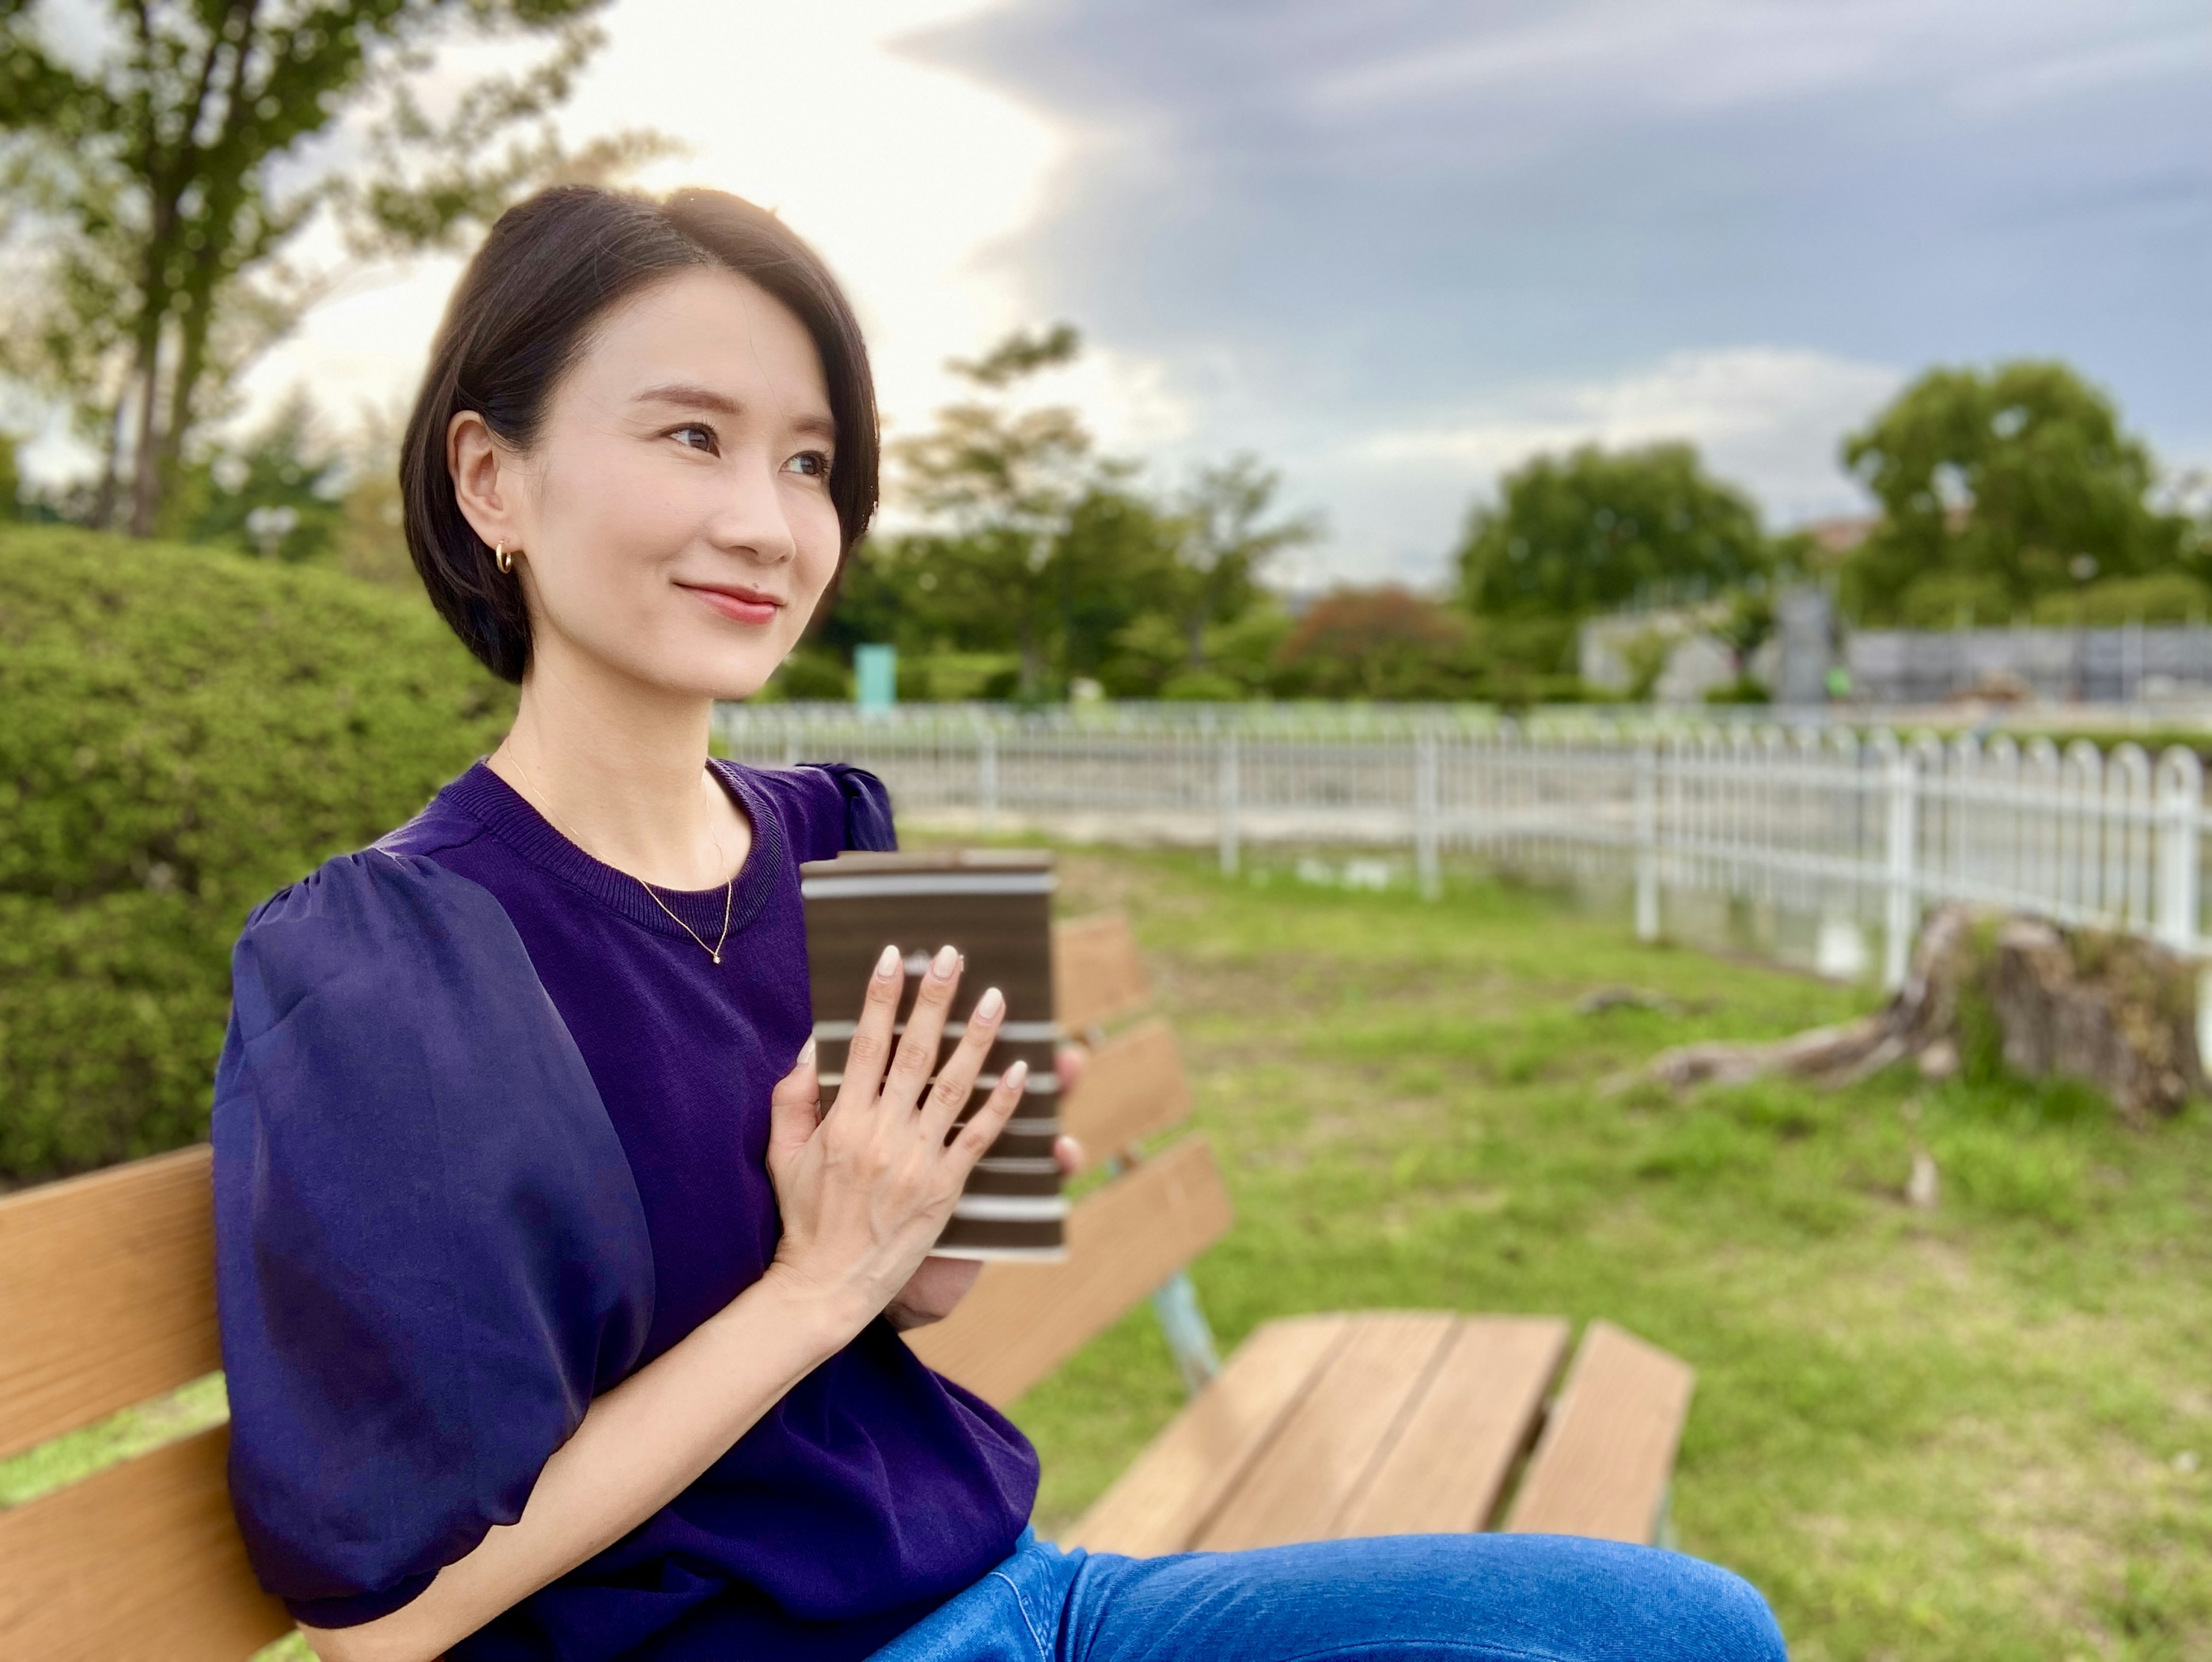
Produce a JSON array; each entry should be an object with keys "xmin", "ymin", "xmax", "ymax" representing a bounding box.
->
[{"xmin": 632, "ymin": 381, "xmax": 837, "ymax": 441}]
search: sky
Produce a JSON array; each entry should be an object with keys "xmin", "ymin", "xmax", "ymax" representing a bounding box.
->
[{"xmin": 35, "ymin": 0, "xmax": 2210, "ymax": 590}]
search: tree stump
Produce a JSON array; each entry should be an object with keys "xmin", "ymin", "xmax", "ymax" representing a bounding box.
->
[{"xmin": 1632, "ymin": 904, "xmax": 2203, "ymax": 1123}]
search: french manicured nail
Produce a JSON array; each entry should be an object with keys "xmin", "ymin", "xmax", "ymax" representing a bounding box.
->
[
  {"xmin": 798, "ymin": 1038, "xmax": 817, "ymax": 1069},
  {"xmin": 874, "ymin": 944, "xmax": 901, "ymax": 979},
  {"xmin": 975, "ymin": 986, "xmax": 1005, "ymax": 1022},
  {"xmin": 932, "ymin": 943, "xmax": 959, "ymax": 979},
  {"xmin": 1003, "ymin": 1058, "xmax": 1028, "ymax": 1089}
]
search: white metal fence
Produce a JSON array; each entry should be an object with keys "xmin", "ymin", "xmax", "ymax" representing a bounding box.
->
[{"xmin": 715, "ymin": 703, "xmax": 2211, "ymax": 987}]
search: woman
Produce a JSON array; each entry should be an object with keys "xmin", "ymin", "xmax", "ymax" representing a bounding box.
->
[{"xmin": 213, "ymin": 185, "xmax": 1786, "ymax": 1662}]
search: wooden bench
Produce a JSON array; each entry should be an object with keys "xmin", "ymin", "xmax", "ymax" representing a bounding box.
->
[
  {"xmin": 912, "ymin": 913, "xmax": 1696, "ymax": 1555},
  {"xmin": 0, "ymin": 912, "xmax": 1695, "ymax": 1661}
]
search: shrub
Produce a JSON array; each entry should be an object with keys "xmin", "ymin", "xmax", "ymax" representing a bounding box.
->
[
  {"xmin": 0, "ymin": 525, "xmax": 513, "ymax": 1184},
  {"xmin": 1272, "ymin": 586, "xmax": 1479, "ymax": 700}
]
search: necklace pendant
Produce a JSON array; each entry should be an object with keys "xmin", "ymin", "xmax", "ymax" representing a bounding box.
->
[{"xmin": 711, "ymin": 952, "xmax": 722, "ymax": 965}]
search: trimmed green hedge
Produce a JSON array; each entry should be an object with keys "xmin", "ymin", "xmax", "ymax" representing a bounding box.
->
[{"xmin": 1, "ymin": 526, "xmax": 513, "ymax": 1184}]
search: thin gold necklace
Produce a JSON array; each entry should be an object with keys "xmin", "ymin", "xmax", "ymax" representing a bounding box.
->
[{"xmin": 506, "ymin": 751, "xmax": 736, "ymax": 965}]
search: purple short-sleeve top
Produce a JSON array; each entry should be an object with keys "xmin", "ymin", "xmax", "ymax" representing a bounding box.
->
[{"xmin": 211, "ymin": 759, "xmax": 1038, "ymax": 1662}]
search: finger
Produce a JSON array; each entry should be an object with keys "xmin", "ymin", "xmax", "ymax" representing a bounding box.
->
[
  {"xmin": 767, "ymin": 1039, "xmax": 823, "ymax": 1169},
  {"xmin": 1053, "ymin": 1134, "xmax": 1085, "ymax": 1176},
  {"xmin": 832, "ymin": 944, "xmax": 906, "ymax": 1114},
  {"xmin": 951, "ymin": 1058, "xmax": 1027, "ymax": 1167},
  {"xmin": 1055, "ymin": 1043, "xmax": 1088, "ymax": 1093},
  {"xmin": 920, "ymin": 983, "xmax": 1005, "ymax": 1144},
  {"xmin": 884, "ymin": 944, "xmax": 962, "ymax": 1109}
]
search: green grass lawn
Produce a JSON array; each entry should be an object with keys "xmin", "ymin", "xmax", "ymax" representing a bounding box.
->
[
  {"xmin": 1013, "ymin": 850, "xmax": 2212, "ymax": 1662},
  {"xmin": 7, "ymin": 850, "xmax": 2207, "ymax": 1659}
]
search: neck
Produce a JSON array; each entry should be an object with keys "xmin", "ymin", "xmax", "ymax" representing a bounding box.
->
[{"xmin": 488, "ymin": 642, "xmax": 740, "ymax": 891}]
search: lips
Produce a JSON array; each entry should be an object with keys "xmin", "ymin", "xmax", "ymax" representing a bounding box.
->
[{"xmin": 680, "ymin": 583, "xmax": 784, "ymax": 626}]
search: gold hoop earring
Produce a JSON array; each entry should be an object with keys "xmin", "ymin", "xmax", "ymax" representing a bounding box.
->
[{"xmin": 494, "ymin": 540, "xmax": 516, "ymax": 575}]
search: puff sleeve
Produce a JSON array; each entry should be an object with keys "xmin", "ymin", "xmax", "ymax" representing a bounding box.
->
[
  {"xmin": 211, "ymin": 851, "xmax": 655, "ymax": 1626},
  {"xmin": 744, "ymin": 761, "xmax": 899, "ymax": 862}
]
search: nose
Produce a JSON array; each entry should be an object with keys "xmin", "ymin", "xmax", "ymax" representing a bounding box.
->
[{"xmin": 704, "ymin": 448, "xmax": 800, "ymax": 566}]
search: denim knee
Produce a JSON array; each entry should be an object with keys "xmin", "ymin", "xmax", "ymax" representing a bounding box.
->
[{"xmin": 1633, "ymin": 1547, "xmax": 1787, "ymax": 1662}]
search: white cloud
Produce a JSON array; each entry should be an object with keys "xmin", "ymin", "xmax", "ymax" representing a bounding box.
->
[
  {"xmin": 1360, "ymin": 346, "xmax": 1899, "ymax": 498},
  {"xmin": 230, "ymin": 0, "xmax": 1184, "ymax": 467},
  {"xmin": 1277, "ymin": 347, "xmax": 1902, "ymax": 590}
]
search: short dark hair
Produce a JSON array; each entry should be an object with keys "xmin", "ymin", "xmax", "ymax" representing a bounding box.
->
[{"xmin": 400, "ymin": 185, "xmax": 879, "ymax": 683}]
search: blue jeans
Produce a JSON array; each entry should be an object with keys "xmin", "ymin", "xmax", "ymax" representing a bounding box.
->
[{"xmin": 869, "ymin": 1530, "xmax": 1786, "ymax": 1662}]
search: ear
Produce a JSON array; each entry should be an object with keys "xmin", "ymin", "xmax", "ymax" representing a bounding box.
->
[{"xmin": 448, "ymin": 410, "xmax": 524, "ymax": 554}]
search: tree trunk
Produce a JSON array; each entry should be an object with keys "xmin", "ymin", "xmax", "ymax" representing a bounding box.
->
[
  {"xmin": 126, "ymin": 329, "xmax": 164, "ymax": 537},
  {"xmin": 1630, "ymin": 903, "xmax": 2203, "ymax": 1123},
  {"xmin": 91, "ymin": 396, "xmax": 129, "ymax": 531}
]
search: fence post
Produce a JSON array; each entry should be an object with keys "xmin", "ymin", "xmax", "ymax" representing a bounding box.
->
[
  {"xmin": 977, "ymin": 723, "xmax": 998, "ymax": 830},
  {"xmin": 1633, "ymin": 741, "xmax": 1660, "ymax": 942},
  {"xmin": 1218, "ymin": 735, "xmax": 1240, "ymax": 877},
  {"xmin": 2156, "ymin": 747, "xmax": 2202, "ymax": 952},
  {"xmin": 1414, "ymin": 730, "xmax": 1441, "ymax": 900},
  {"xmin": 1883, "ymin": 745, "xmax": 1918, "ymax": 992}
]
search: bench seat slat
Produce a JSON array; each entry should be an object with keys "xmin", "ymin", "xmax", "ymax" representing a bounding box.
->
[
  {"xmin": 0, "ymin": 1424, "xmax": 291, "ymax": 1661},
  {"xmin": 1064, "ymin": 1315, "xmax": 1347, "ymax": 1556},
  {"xmin": 1333, "ymin": 1316, "xmax": 1571, "ymax": 1538},
  {"xmin": 0, "ymin": 1144, "xmax": 222, "ymax": 1461},
  {"xmin": 1503, "ymin": 1320, "xmax": 1695, "ymax": 1544},
  {"xmin": 906, "ymin": 1135, "xmax": 1233, "ymax": 1408},
  {"xmin": 1194, "ymin": 1312, "xmax": 1458, "ymax": 1552},
  {"xmin": 1060, "ymin": 1019, "xmax": 1191, "ymax": 1169}
]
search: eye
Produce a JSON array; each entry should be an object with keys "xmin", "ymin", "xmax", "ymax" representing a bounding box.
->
[
  {"xmin": 784, "ymin": 450, "xmax": 832, "ymax": 479},
  {"xmin": 669, "ymin": 423, "xmax": 718, "ymax": 454}
]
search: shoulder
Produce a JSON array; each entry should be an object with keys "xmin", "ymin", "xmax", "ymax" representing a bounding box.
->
[
  {"xmin": 229, "ymin": 845, "xmax": 520, "ymax": 1041},
  {"xmin": 717, "ymin": 759, "xmax": 897, "ymax": 862}
]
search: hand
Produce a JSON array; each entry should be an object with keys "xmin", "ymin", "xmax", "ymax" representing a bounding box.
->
[
  {"xmin": 883, "ymin": 1124, "xmax": 1088, "ymax": 1331},
  {"xmin": 763, "ymin": 942, "xmax": 1028, "ymax": 1339}
]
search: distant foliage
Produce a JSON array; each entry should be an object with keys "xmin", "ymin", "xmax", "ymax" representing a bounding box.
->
[
  {"xmin": 1456, "ymin": 442, "xmax": 1772, "ymax": 622},
  {"xmin": 1272, "ymin": 588, "xmax": 1476, "ymax": 700},
  {"xmin": 0, "ymin": 526, "xmax": 513, "ymax": 1183},
  {"xmin": 1842, "ymin": 361, "xmax": 2198, "ymax": 624}
]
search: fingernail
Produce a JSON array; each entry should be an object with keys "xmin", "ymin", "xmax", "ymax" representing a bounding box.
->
[
  {"xmin": 931, "ymin": 943, "xmax": 959, "ymax": 979},
  {"xmin": 875, "ymin": 944, "xmax": 901, "ymax": 979},
  {"xmin": 1004, "ymin": 1058, "xmax": 1028, "ymax": 1089},
  {"xmin": 798, "ymin": 1037, "xmax": 817, "ymax": 1069},
  {"xmin": 975, "ymin": 986, "xmax": 1005, "ymax": 1021}
]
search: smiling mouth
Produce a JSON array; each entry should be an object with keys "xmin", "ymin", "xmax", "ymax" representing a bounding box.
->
[{"xmin": 680, "ymin": 584, "xmax": 785, "ymax": 625}]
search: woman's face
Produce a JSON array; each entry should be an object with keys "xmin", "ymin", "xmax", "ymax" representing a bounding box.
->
[{"xmin": 460, "ymin": 267, "xmax": 844, "ymax": 702}]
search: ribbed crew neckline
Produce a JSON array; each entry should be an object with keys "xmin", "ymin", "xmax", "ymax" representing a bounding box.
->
[{"xmin": 441, "ymin": 759, "xmax": 785, "ymax": 947}]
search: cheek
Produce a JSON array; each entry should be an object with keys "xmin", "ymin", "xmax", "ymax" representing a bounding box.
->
[
  {"xmin": 786, "ymin": 494, "xmax": 846, "ymax": 606},
  {"xmin": 529, "ymin": 447, "xmax": 691, "ymax": 605}
]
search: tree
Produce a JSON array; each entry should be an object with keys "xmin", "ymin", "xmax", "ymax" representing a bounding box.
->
[
  {"xmin": 175, "ymin": 387, "xmax": 344, "ymax": 563},
  {"xmin": 1455, "ymin": 442, "xmax": 1770, "ymax": 622},
  {"xmin": 0, "ymin": 0, "xmax": 665, "ymax": 536},
  {"xmin": 1162, "ymin": 456, "xmax": 1317, "ymax": 668},
  {"xmin": 1840, "ymin": 361, "xmax": 2194, "ymax": 623},
  {"xmin": 889, "ymin": 324, "xmax": 1099, "ymax": 698}
]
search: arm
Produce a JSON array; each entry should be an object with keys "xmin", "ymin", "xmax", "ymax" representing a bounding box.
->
[{"xmin": 302, "ymin": 944, "xmax": 1026, "ymax": 1662}]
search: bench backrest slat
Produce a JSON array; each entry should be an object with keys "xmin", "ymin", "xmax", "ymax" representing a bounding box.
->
[
  {"xmin": 1052, "ymin": 912, "xmax": 1152, "ymax": 1032},
  {"xmin": 1502, "ymin": 1320, "xmax": 1694, "ymax": 1544},
  {"xmin": 0, "ymin": 1144, "xmax": 221, "ymax": 1460},
  {"xmin": 1057, "ymin": 1017, "xmax": 1191, "ymax": 1169},
  {"xmin": 904, "ymin": 1134, "xmax": 1233, "ymax": 1407},
  {"xmin": 0, "ymin": 1425, "xmax": 290, "ymax": 1661}
]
